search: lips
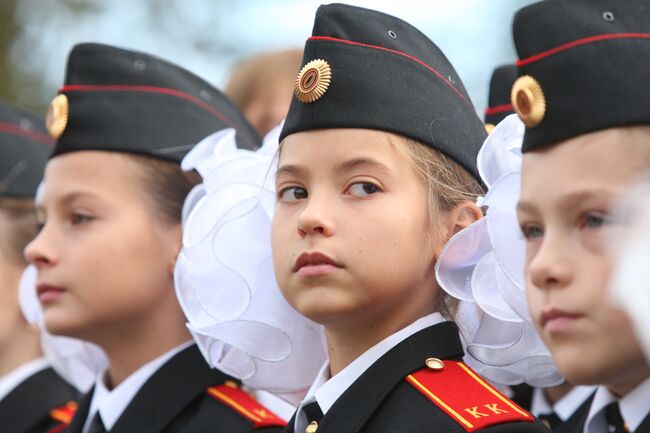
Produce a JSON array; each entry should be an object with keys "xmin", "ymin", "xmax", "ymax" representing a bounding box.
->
[
  {"xmin": 539, "ymin": 308, "xmax": 583, "ymax": 332},
  {"xmin": 36, "ymin": 283, "xmax": 66, "ymax": 303},
  {"xmin": 293, "ymin": 252, "xmax": 343, "ymax": 277}
]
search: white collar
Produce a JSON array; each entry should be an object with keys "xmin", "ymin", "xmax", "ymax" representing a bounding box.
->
[
  {"xmin": 0, "ymin": 358, "xmax": 49, "ymax": 401},
  {"xmin": 294, "ymin": 313, "xmax": 445, "ymax": 433},
  {"xmin": 584, "ymin": 377, "xmax": 650, "ymax": 433},
  {"xmin": 531, "ymin": 385, "xmax": 595, "ymax": 420},
  {"xmin": 82, "ymin": 341, "xmax": 193, "ymax": 433}
]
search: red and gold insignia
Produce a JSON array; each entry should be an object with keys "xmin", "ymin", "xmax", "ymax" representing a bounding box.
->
[
  {"xmin": 46, "ymin": 401, "xmax": 78, "ymax": 433},
  {"xmin": 511, "ymin": 75, "xmax": 545, "ymax": 128},
  {"xmin": 294, "ymin": 59, "xmax": 332, "ymax": 104},
  {"xmin": 46, "ymin": 94, "xmax": 69, "ymax": 139},
  {"xmin": 206, "ymin": 381, "xmax": 286, "ymax": 428},
  {"xmin": 406, "ymin": 360, "xmax": 533, "ymax": 432}
]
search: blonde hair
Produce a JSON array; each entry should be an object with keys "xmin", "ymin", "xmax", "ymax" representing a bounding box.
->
[
  {"xmin": 226, "ymin": 49, "xmax": 303, "ymax": 110},
  {"xmin": 395, "ymin": 136, "xmax": 485, "ymax": 319}
]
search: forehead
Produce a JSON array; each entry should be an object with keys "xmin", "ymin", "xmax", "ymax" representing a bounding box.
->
[
  {"xmin": 279, "ymin": 128, "xmax": 404, "ymax": 167},
  {"xmin": 520, "ymin": 128, "xmax": 650, "ymax": 204},
  {"xmin": 40, "ymin": 151, "xmax": 140, "ymax": 204}
]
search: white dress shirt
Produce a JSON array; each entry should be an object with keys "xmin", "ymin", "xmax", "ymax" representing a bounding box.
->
[
  {"xmin": 82, "ymin": 341, "xmax": 194, "ymax": 433},
  {"xmin": 530, "ymin": 385, "xmax": 595, "ymax": 421},
  {"xmin": 294, "ymin": 313, "xmax": 446, "ymax": 433},
  {"xmin": 583, "ymin": 376, "xmax": 650, "ymax": 433},
  {"xmin": 0, "ymin": 358, "xmax": 49, "ymax": 401}
]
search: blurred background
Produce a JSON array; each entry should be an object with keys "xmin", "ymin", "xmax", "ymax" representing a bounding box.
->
[{"xmin": 0, "ymin": 0, "xmax": 536, "ymax": 119}]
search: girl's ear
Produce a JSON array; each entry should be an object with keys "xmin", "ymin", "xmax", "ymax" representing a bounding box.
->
[
  {"xmin": 433, "ymin": 201, "xmax": 483, "ymax": 260},
  {"xmin": 449, "ymin": 201, "xmax": 483, "ymax": 236},
  {"xmin": 165, "ymin": 223, "xmax": 183, "ymax": 278}
]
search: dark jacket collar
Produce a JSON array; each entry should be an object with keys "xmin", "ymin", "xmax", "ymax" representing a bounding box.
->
[{"xmin": 66, "ymin": 344, "xmax": 231, "ymax": 433}]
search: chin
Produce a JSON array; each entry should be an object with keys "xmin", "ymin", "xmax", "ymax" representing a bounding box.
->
[
  {"xmin": 42, "ymin": 307, "xmax": 84, "ymax": 338},
  {"xmin": 552, "ymin": 345, "xmax": 606, "ymax": 386}
]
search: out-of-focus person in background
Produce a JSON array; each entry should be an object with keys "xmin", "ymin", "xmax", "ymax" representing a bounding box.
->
[
  {"xmin": 483, "ymin": 64, "xmax": 517, "ymax": 133},
  {"xmin": 225, "ymin": 48, "xmax": 303, "ymax": 137},
  {"xmin": 24, "ymin": 42, "xmax": 285, "ymax": 433},
  {"xmin": 0, "ymin": 100, "xmax": 78, "ymax": 433}
]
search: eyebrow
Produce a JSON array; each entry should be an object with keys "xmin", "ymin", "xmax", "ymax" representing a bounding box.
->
[
  {"xmin": 334, "ymin": 157, "xmax": 392, "ymax": 175},
  {"xmin": 36, "ymin": 190, "xmax": 99, "ymax": 212},
  {"xmin": 276, "ymin": 157, "xmax": 392, "ymax": 179},
  {"xmin": 517, "ymin": 187, "xmax": 618, "ymax": 214}
]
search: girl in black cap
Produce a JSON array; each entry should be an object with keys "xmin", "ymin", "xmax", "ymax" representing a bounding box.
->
[
  {"xmin": 0, "ymin": 101, "xmax": 77, "ymax": 433},
  {"xmin": 24, "ymin": 43, "xmax": 284, "ymax": 433},
  {"xmin": 271, "ymin": 4, "xmax": 549, "ymax": 433},
  {"xmin": 511, "ymin": 0, "xmax": 650, "ymax": 431}
]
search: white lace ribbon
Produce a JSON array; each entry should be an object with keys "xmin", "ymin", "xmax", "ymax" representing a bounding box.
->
[
  {"xmin": 436, "ymin": 115, "xmax": 563, "ymax": 387},
  {"xmin": 175, "ymin": 125, "xmax": 326, "ymax": 404},
  {"xmin": 609, "ymin": 173, "xmax": 650, "ymax": 362}
]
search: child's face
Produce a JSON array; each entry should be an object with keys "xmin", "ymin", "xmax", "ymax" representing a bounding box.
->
[
  {"xmin": 272, "ymin": 129, "xmax": 442, "ymax": 329},
  {"xmin": 518, "ymin": 127, "xmax": 650, "ymax": 392},
  {"xmin": 25, "ymin": 151, "xmax": 182, "ymax": 342}
]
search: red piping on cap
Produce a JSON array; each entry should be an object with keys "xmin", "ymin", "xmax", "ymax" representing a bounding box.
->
[
  {"xmin": 59, "ymin": 84, "xmax": 233, "ymax": 126},
  {"xmin": 517, "ymin": 32, "xmax": 650, "ymax": 67},
  {"xmin": 0, "ymin": 121, "xmax": 53, "ymax": 146},
  {"xmin": 308, "ymin": 36, "xmax": 471, "ymax": 107},
  {"xmin": 484, "ymin": 103, "xmax": 513, "ymax": 116}
]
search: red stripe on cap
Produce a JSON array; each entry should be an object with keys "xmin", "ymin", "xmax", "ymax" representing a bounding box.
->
[
  {"xmin": 517, "ymin": 32, "xmax": 650, "ymax": 67},
  {"xmin": 59, "ymin": 84, "xmax": 233, "ymax": 126},
  {"xmin": 308, "ymin": 36, "xmax": 471, "ymax": 107},
  {"xmin": 484, "ymin": 104, "xmax": 513, "ymax": 116},
  {"xmin": 0, "ymin": 121, "xmax": 53, "ymax": 146}
]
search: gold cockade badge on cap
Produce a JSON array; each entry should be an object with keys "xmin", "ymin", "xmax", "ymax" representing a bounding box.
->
[
  {"xmin": 511, "ymin": 75, "xmax": 545, "ymax": 128},
  {"xmin": 295, "ymin": 59, "xmax": 332, "ymax": 104},
  {"xmin": 46, "ymin": 94, "xmax": 69, "ymax": 139}
]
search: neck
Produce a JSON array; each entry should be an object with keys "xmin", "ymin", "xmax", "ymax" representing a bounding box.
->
[
  {"xmin": 607, "ymin": 369, "xmax": 650, "ymax": 398},
  {"xmin": 0, "ymin": 326, "xmax": 42, "ymax": 378},
  {"xmin": 543, "ymin": 382, "xmax": 575, "ymax": 405},
  {"xmin": 325, "ymin": 303, "xmax": 435, "ymax": 376},
  {"xmin": 93, "ymin": 301, "xmax": 191, "ymax": 388}
]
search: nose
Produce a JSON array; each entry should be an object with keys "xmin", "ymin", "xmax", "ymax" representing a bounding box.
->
[
  {"xmin": 24, "ymin": 224, "xmax": 57, "ymax": 268},
  {"xmin": 296, "ymin": 194, "xmax": 336, "ymax": 238},
  {"xmin": 527, "ymin": 232, "xmax": 573, "ymax": 292}
]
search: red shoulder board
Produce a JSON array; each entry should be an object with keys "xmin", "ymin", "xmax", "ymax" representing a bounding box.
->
[
  {"xmin": 206, "ymin": 382, "xmax": 287, "ymax": 429},
  {"xmin": 406, "ymin": 361, "xmax": 534, "ymax": 432},
  {"xmin": 46, "ymin": 401, "xmax": 78, "ymax": 433}
]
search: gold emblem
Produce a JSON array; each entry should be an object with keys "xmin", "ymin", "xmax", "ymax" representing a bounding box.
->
[
  {"xmin": 425, "ymin": 357, "xmax": 445, "ymax": 370},
  {"xmin": 295, "ymin": 59, "xmax": 332, "ymax": 104},
  {"xmin": 46, "ymin": 94, "xmax": 69, "ymax": 139},
  {"xmin": 305, "ymin": 421, "xmax": 318, "ymax": 433},
  {"xmin": 485, "ymin": 123, "xmax": 496, "ymax": 134},
  {"xmin": 511, "ymin": 75, "xmax": 546, "ymax": 128}
]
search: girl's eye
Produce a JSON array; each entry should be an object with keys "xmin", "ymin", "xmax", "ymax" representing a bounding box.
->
[
  {"xmin": 347, "ymin": 182, "xmax": 380, "ymax": 197},
  {"xmin": 71, "ymin": 213, "xmax": 94, "ymax": 225},
  {"xmin": 520, "ymin": 223, "xmax": 544, "ymax": 241},
  {"xmin": 279, "ymin": 186, "xmax": 308, "ymax": 202},
  {"xmin": 582, "ymin": 212, "xmax": 610, "ymax": 230}
]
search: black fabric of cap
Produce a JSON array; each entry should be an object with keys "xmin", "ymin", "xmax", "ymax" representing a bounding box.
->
[
  {"xmin": 0, "ymin": 101, "xmax": 51, "ymax": 198},
  {"xmin": 513, "ymin": 0, "xmax": 650, "ymax": 152},
  {"xmin": 484, "ymin": 64, "xmax": 517, "ymax": 126},
  {"xmin": 51, "ymin": 43, "xmax": 261, "ymax": 162},
  {"xmin": 279, "ymin": 3, "xmax": 486, "ymax": 180}
]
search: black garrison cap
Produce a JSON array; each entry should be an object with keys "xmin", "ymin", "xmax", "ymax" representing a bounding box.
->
[
  {"xmin": 0, "ymin": 101, "xmax": 51, "ymax": 198},
  {"xmin": 279, "ymin": 3, "xmax": 486, "ymax": 180},
  {"xmin": 46, "ymin": 43, "xmax": 262, "ymax": 162},
  {"xmin": 511, "ymin": 0, "xmax": 650, "ymax": 153},
  {"xmin": 484, "ymin": 64, "xmax": 517, "ymax": 129}
]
